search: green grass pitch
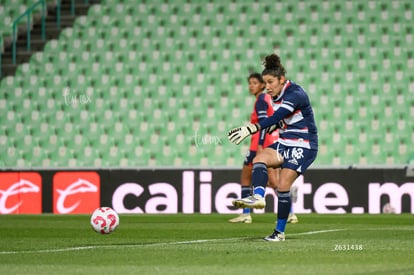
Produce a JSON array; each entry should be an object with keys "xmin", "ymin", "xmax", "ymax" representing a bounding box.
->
[{"xmin": 0, "ymin": 214, "xmax": 413, "ymax": 274}]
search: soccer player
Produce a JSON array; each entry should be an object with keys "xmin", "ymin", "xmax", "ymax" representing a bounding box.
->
[
  {"xmin": 228, "ymin": 73, "xmax": 279, "ymax": 224},
  {"xmin": 287, "ymin": 185, "xmax": 299, "ymax": 223},
  {"xmin": 228, "ymin": 54, "xmax": 318, "ymax": 241}
]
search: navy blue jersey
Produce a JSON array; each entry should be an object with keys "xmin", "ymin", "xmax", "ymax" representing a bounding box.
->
[{"xmin": 258, "ymin": 80, "xmax": 318, "ymax": 150}]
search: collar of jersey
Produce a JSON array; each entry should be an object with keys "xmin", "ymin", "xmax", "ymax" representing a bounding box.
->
[{"xmin": 273, "ymin": 80, "xmax": 291, "ymax": 101}]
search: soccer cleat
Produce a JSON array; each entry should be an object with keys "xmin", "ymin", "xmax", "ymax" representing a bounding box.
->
[
  {"xmin": 264, "ymin": 230, "xmax": 285, "ymax": 242},
  {"xmin": 232, "ymin": 195, "xmax": 266, "ymax": 209},
  {"xmin": 228, "ymin": 214, "xmax": 252, "ymax": 224},
  {"xmin": 287, "ymin": 213, "xmax": 299, "ymax": 224}
]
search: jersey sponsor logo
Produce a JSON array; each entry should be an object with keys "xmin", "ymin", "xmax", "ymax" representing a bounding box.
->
[
  {"xmin": 53, "ymin": 172, "xmax": 100, "ymax": 214},
  {"xmin": 0, "ymin": 172, "xmax": 42, "ymax": 214}
]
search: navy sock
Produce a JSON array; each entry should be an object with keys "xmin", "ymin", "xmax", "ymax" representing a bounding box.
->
[
  {"xmin": 241, "ymin": 186, "xmax": 252, "ymax": 214},
  {"xmin": 251, "ymin": 162, "xmax": 268, "ymax": 197},
  {"xmin": 276, "ymin": 191, "xmax": 291, "ymax": 233}
]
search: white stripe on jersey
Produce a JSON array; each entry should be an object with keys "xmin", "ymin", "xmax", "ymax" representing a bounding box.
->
[
  {"xmin": 285, "ymin": 111, "xmax": 304, "ymax": 125},
  {"xmin": 279, "ymin": 128, "xmax": 308, "ymax": 134},
  {"xmin": 257, "ymin": 110, "xmax": 268, "ymax": 119},
  {"xmin": 260, "ymin": 130, "xmax": 266, "ymax": 140},
  {"xmin": 278, "ymin": 137, "xmax": 311, "ymax": 149},
  {"xmin": 280, "ymin": 103, "xmax": 294, "ymax": 112}
]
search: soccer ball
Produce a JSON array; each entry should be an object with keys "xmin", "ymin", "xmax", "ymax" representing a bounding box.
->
[{"xmin": 90, "ymin": 207, "xmax": 120, "ymax": 234}]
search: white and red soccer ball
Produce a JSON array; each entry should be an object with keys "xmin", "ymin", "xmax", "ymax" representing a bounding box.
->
[{"xmin": 90, "ymin": 207, "xmax": 119, "ymax": 234}]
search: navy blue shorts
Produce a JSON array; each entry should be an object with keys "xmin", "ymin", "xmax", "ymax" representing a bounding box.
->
[
  {"xmin": 243, "ymin": 150, "xmax": 256, "ymax": 166},
  {"xmin": 267, "ymin": 142, "xmax": 318, "ymax": 174}
]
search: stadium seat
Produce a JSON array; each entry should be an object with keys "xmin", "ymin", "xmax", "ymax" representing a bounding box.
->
[{"xmin": 1, "ymin": 0, "xmax": 413, "ymax": 167}]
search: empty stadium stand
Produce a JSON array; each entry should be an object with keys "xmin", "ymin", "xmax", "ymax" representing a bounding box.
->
[{"xmin": 0, "ymin": 0, "xmax": 413, "ymax": 168}]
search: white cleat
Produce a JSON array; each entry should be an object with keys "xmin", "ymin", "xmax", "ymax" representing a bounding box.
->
[
  {"xmin": 287, "ymin": 213, "xmax": 299, "ymax": 224},
  {"xmin": 232, "ymin": 195, "xmax": 266, "ymax": 209},
  {"xmin": 228, "ymin": 214, "xmax": 252, "ymax": 224},
  {"xmin": 263, "ymin": 230, "xmax": 285, "ymax": 242}
]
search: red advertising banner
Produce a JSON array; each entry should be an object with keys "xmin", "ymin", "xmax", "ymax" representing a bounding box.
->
[
  {"xmin": 53, "ymin": 172, "xmax": 100, "ymax": 214},
  {"xmin": 0, "ymin": 172, "xmax": 42, "ymax": 214}
]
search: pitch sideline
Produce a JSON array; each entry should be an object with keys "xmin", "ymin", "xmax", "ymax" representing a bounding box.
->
[{"xmin": 0, "ymin": 229, "xmax": 345, "ymax": 255}]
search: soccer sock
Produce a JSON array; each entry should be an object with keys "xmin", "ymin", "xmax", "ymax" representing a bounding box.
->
[
  {"xmin": 276, "ymin": 191, "xmax": 291, "ymax": 233},
  {"xmin": 241, "ymin": 186, "xmax": 252, "ymax": 214},
  {"xmin": 251, "ymin": 162, "xmax": 268, "ymax": 197}
]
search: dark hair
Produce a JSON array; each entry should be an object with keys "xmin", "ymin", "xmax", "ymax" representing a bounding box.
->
[
  {"xmin": 262, "ymin": 54, "xmax": 286, "ymax": 79},
  {"xmin": 248, "ymin": 72, "xmax": 264, "ymax": 83}
]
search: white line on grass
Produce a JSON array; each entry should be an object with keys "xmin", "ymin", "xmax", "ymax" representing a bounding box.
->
[
  {"xmin": 0, "ymin": 229, "xmax": 345, "ymax": 255},
  {"xmin": 290, "ymin": 229, "xmax": 346, "ymax": 236}
]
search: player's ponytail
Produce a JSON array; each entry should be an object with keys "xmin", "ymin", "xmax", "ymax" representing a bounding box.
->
[{"xmin": 262, "ymin": 54, "xmax": 286, "ymax": 79}]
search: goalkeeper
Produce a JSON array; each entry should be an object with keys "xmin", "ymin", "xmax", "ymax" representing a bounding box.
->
[{"xmin": 228, "ymin": 53, "xmax": 318, "ymax": 241}]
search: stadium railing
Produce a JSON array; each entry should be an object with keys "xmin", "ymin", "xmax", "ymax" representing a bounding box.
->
[
  {"xmin": 10, "ymin": 0, "xmax": 94, "ymax": 64},
  {"xmin": 56, "ymin": 0, "xmax": 61, "ymax": 29},
  {"xmin": 0, "ymin": 35, "xmax": 2, "ymax": 78},
  {"xmin": 70, "ymin": 0, "xmax": 91, "ymax": 16},
  {"xmin": 11, "ymin": 0, "xmax": 46, "ymax": 64}
]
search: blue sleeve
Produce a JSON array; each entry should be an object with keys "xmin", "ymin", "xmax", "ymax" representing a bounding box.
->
[
  {"xmin": 258, "ymin": 108, "xmax": 291, "ymax": 130},
  {"xmin": 255, "ymin": 94, "xmax": 269, "ymax": 146},
  {"xmin": 258, "ymin": 129, "xmax": 267, "ymax": 146},
  {"xmin": 258, "ymin": 89, "xmax": 303, "ymax": 129}
]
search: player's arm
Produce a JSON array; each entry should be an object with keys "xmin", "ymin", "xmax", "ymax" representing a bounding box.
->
[
  {"xmin": 228, "ymin": 94, "xmax": 299, "ymax": 145},
  {"xmin": 227, "ymin": 108, "xmax": 289, "ymax": 145},
  {"xmin": 261, "ymin": 91, "xmax": 306, "ymax": 130},
  {"xmin": 258, "ymin": 106, "xmax": 291, "ymax": 130}
]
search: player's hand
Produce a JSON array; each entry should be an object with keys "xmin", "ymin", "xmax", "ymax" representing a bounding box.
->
[
  {"xmin": 227, "ymin": 123, "xmax": 260, "ymax": 145},
  {"xmin": 266, "ymin": 120, "xmax": 285, "ymax": 134}
]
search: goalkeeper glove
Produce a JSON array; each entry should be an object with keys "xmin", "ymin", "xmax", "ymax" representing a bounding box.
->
[{"xmin": 227, "ymin": 123, "xmax": 260, "ymax": 145}]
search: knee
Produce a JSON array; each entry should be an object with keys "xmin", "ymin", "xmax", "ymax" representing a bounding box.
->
[
  {"xmin": 253, "ymin": 154, "xmax": 267, "ymax": 165},
  {"xmin": 277, "ymin": 182, "xmax": 291, "ymax": 192}
]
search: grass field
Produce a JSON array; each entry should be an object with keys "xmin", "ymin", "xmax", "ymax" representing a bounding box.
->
[{"xmin": 0, "ymin": 214, "xmax": 413, "ymax": 274}]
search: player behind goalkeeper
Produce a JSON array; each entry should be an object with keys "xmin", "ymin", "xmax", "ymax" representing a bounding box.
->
[
  {"xmin": 228, "ymin": 72, "xmax": 279, "ymax": 224},
  {"xmin": 228, "ymin": 54, "xmax": 318, "ymax": 241}
]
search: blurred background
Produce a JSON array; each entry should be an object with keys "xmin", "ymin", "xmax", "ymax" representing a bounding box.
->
[{"xmin": 0, "ymin": 0, "xmax": 413, "ymax": 169}]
